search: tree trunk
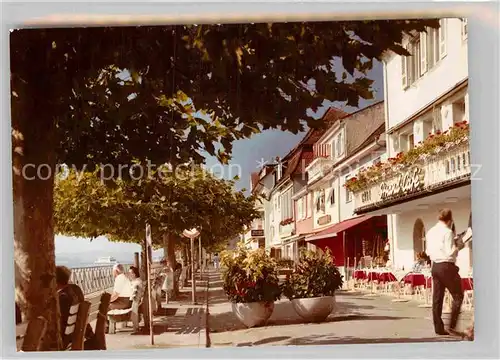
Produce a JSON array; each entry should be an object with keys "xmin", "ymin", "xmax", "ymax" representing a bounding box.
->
[
  {"xmin": 140, "ymin": 249, "xmax": 151, "ymax": 329},
  {"xmin": 181, "ymin": 243, "xmax": 188, "ymax": 267},
  {"xmin": 11, "ymin": 65, "xmax": 60, "ymax": 350},
  {"xmin": 181, "ymin": 244, "xmax": 189, "ymax": 286},
  {"xmin": 162, "ymin": 233, "xmax": 178, "ymax": 296},
  {"xmin": 186, "ymin": 243, "xmax": 192, "ymax": 281}
]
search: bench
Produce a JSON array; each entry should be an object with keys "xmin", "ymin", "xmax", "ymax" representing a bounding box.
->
[{"xmin": 107, "ymin": 281, "xmax": 145, "ymax": 334}]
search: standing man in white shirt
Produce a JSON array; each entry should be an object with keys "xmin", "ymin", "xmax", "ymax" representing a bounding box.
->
[
  {"xmin": 426, "ymin": 209, "xmax": 465, "ymax": 336},
  {"xmin": 109, "ymin": 263, "xmax": 134, "ymax": 310}
]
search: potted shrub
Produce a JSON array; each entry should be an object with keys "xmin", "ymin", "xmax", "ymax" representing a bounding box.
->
[
  {"xmin": 282, "ymin": 249, "xmax": 343, "ymax": 323},
  {"xmin": 220, "ymin": 245, "xmax": 281, "ymax": 328}
]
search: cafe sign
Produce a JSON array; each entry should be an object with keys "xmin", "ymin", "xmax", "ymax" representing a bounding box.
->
[
  {"xmin": 317, "ymin": 214, "xmax": 331, "ymax": 226},
  {"xmin": 251, "ymin": 229, "xmax": 264, "ymax": 237},
  {"xmin": 380, "ymin": 167, "xmax": 424, "ymax": 200}
]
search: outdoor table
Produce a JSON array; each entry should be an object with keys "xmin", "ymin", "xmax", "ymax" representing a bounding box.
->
[
  {"xmin": 353, "ymin": 270, "xmax": 366, "ymax": 280},
  {"xmin": 462, "ymin": 277, "xmax": 474, "ymax": 291},
  {"xmin": 425, "ymin": 276, "xmax": 432, "ymax": 288},
  {"xmin": 403, "ymin": 273, "xmax": 426, "ymax": 287},
  {"xmin": 377, "ymin": 272, "xmax": 397, "ymax": 283},
  {"xmin": 367, "ymin": 272, "xmax": 380, "ymax": 282},
  {"xmin": 423, "ymin": 277, "xmax": 473, "ymax": 291}
]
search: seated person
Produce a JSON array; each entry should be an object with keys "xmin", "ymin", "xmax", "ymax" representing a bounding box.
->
[
  {"xmin": 109, "ymin": 263, "xmax": 133, "ymax": 310},
  {"xmin": 55, "ymin": 266, "xmax": 96, "ymax": 350},
  {"xmin": 127, "ymin": 266, "xmax": 146, "ymax": 333},
  {"xmin": 128, "ymin": 266, "xmax": 144, "ymax": 304},
  {"xmin": 412, "ymin": 252, "xmax": 430, "ymax": 272}
]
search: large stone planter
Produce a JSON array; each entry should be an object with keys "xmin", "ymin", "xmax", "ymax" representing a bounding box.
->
[
  {"xmin": 232, "ymin": 301, "xmax": 275, "ymax": 328},
  {"xmin": 291, "ymin": 296, "xmax": 336, "ymax": 323}
]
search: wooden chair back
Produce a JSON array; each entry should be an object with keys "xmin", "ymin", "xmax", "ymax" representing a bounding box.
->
[
  {"xmin": 66, "ymin": 300, "xmax": 90, "ymax": 350},
  {"xmin": 94, "ymin": 292, "xmax": 111, "ymax": 350},
  {"xmin": 21, "ymin": 317, "xmax": 47, "ymax": 352}
]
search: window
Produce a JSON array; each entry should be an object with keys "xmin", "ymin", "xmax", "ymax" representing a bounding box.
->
[
  {"xmin": 432, "ymin": 106, "xmax": 443, "ymax": 133},
  {"xmin": 331, "ymin": 139, "xmax": 337, "ymax": 159},
  {"xmin": 462, "ymin": 18, "xmax": 468, "ymax": 40},
  {"xmin": 305, "ymin": 193, "xmax": 311, "ymax": 218},
  {"xmin": 426, "ymin": 26, "xmax": 441, "ymax": 69},
  {"xmin": 345, "ymin": 176, "xmax": 352, "ymax": 203},
  {"xmin": 316, "ymin": 189, "xmax": 326, "ymax": 213},
  {"xmin": 280, "ymin": 189, "xmax": 293, "ymax": 221},
  {"xmin": 408, "ymin": 133, "xmax": 415, "ymax": 150},
  {"xmin": 336, "ymin": 132, "xmax": 343, "ymax": 157},
  {"xmin": 297, "ymin": 197, "xmax": 304, "ymax": 220},
  {"xmin": 407, "ymin": 37, "xmax": 421, "ymax": 86},
  {"xmin": 329, "ymin": 188, "xmax": 335, "ymax": 206},
  {"xmin": 402, "ymin": 19, "xmax": 447, "ymax": 89}
]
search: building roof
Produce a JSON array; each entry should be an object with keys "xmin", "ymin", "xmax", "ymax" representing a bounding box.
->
[
  {"xmin": 250, "ymin": 172, "xmax": 260, "ymax": 192},
  {"xmin": 274, "ymin": 107, "xmax": 348, "ymax": 189},
  {"xmin": 343, "ymin": 101, "xmax": 385, "ymax": 158}
]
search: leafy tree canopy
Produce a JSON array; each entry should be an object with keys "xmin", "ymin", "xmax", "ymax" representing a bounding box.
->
[
  {"xmin": 54, "ymin": 166, "xmax": 261, "ymax": 250},
  {"xmin": 11, "ymin": 20, "xmax": 439, "ymax": 169}
]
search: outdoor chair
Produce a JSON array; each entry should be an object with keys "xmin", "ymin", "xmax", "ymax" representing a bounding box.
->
[
  {"xmin": 92, "ymin": 292, "xmax": 111, "ymax": 350},
  {"xmin": 18, "ymin": 316, "xmax": 47, "ymax": 352},
  {"xmin": 64, "ymin": 300, "xmax": 91, "ymax": 350}
]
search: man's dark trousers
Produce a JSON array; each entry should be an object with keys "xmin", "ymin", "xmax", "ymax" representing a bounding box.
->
[{"xmin": 431, "ymin": 262, "xmax": 464, "ymax": 333}]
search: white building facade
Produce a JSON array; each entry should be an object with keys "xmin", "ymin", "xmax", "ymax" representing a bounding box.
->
[
  {"xmin": 351, "ymin": 18, "xmax": 472, "ymax": 275},
  {"xmin": 303, "ymin": 102, "xmax": 389, "ymax": 273}
]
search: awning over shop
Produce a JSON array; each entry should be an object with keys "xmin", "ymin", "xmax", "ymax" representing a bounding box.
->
[
  {"xmin": 282, "ymin": 231, "xmax": 317, "ymax": 244},
  {"xmin": 305, "ymin": 215, "xmax": 374, "ymax": 242}
]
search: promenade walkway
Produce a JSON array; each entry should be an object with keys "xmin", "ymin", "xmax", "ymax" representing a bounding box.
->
[
  {"xmin": 96, "ymin": 272, "xmax": 211, "ymax": 350},
  {"xmin": 206, "ymin": 272, "xmax": 473, "ymax": 348},
  {"xmin": 100, "ymin": 269, "xmax": 473, "ymax": 350}
]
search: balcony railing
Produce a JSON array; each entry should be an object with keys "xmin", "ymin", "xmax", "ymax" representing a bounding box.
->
[
  {"xmin": 354, "ymin": 143, "xmax": 470, "ymax": 212},
  {"xmin": 307, "ymin": 144, "xmax": 335, "ymax": 184},
  {"xmin": 313, "ymin": 143, "xmax": 331, "ymax": 160},
  {"xmin": 279, "ymin": 222, "xmax": 295, "ymax": 237}
]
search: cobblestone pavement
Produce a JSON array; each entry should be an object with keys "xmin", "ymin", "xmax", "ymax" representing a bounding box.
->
[{"xmin": 207, "ymin": 274, "xmax": 473, "ymax": 348}]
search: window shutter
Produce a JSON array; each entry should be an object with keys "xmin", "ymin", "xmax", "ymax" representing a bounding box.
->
[
  {"xmin": 401, "ymin": 55, "xmax": 408, "ymax": 88},
  {"xmin": 420, "ymin": 31, "xmax": 427, "ymax": 74},
  {"xmin": 439, "ymin": 19, "xmax": 447, "ymax": 58}
]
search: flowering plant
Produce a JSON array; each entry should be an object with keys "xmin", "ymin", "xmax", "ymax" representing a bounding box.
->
[
  {"xmin": 279, "ymin": 217, "xmax": 294, "ymax": 226},
  {"xmin": 344, "ymin": 121, "xmax": 469, "ymax": 193},
  {"xmin": 282, "ymin": 249, "xmax": 343, "ymax": 300},
  {"xmin": 220, "ymin": 243, "xmax": 281, "ymax": 303}
]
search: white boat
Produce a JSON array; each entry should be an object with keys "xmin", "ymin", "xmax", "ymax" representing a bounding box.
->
[{"xmin": 94, "ymin": 256, "xmax": 117, "ymax": 265}]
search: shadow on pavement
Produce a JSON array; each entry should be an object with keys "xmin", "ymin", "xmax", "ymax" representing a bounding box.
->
[
  {"xmin": 236, "ymin": 336, "xmax": 292, "ymax": 347},
  {"xmin": 209, "ymin": 300, "xmax": 413, "ymax": 333},
  {"xmin": 232, "ymin": 334, "xmax": 460, "ymax": 347},
  {"xmin": 286, "ymin": 334, "xmax": 462, "ymax": 346}
]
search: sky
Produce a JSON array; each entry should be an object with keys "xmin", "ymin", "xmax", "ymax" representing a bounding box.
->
[{"xmin": 55, "ymin": 60, "xmax": 384, "ymax": 258}]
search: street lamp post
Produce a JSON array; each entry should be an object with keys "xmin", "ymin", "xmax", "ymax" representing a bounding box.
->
[
  {"xmin": 182, "ymin": 228, "xmax": 200, "ymax": 305},
  {"xmin": 198, "ymin": 236, "xmax": 202, "ymax": 278}
]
